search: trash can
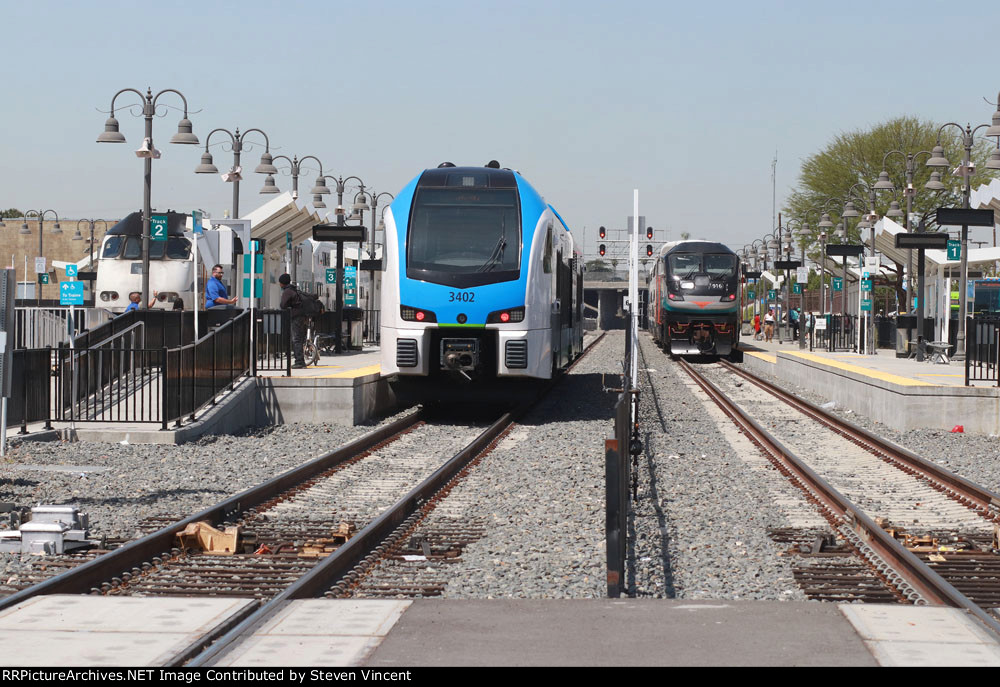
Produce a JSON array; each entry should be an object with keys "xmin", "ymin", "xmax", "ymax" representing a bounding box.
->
[
  {"xmin": 342, "ymin": 307, "xmax": 364, "ymax": 349},
  {"xmin": 895, "ymin": 315, "xmax": 916, "ymax": 357}
]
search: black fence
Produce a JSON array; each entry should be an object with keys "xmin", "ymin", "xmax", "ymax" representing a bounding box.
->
[
  {"xmin": 966, "ymin": 315, "xmax": 1000, "ymax": 386},
  {"xmin": 812, "ymin": 314, "xmax": 857, "ymax": 352},
  {"xmin": 54, "ymin": 346, "xmax": 167, "ymax": 426},
  {"xmin": 253, "ymin": 309, "xmax": 292, "ymax": 374},
  {"xmin": 10, "ymin": 349, "xmax": 52, "ymax": 431},
  {"xmin": 166, "ymin": 310, "xmax": 251, "ymax": 426},
  {"xmin": 605, "ymin": 387, "xmax": 631, "ymax": 598}
]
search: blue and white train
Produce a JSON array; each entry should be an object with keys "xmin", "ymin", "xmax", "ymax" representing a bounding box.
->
[{"xmin": 381, "ymin": 162, "xmax": 584, "ymax": 390}]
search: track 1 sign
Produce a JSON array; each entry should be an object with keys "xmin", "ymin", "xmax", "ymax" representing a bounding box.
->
[{"xmin": 832, "ymin": 278, "xmax": 843, "ymax": 291}]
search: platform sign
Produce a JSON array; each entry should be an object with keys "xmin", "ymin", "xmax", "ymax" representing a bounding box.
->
[
  {"xmin": 242, "ymin": 253, "xmax": 263, "ymax": 273},
  {"xmin": 792, "ymin": 283, "xmax": 802, "ymax": 295},
  {"xmin": 285, "ymin": 231, "xmax": 293, "ymax": 250},
  {"xmin": 192, "ymin": 209, "xmax": 204, "ymax": 235},
  {"xmin": 861, "ymin": 278, "xmax": 872, "ymax": 292},
  {"xmin": 832, "ymin": 278, "xmax": 843, "ymax": 291},
  {"xmin": 325, "ymin": 268, "xmax": 337, "ymax": 284},
  {"xmin": 65, "ymin": 264, "xmax": 77, "ymax": 278},
  {"xmin": 860, "ymin": 297, "xmax": 872, "ymax": 312},
  {"xmin": 242, "ymin": 277, "xmax": 263, "ymax": 298},
  {"xmin": 796, "ymin": 267, "xmax": 809, "ymax": 283},
  {"xmin": 746, "ymin": 290, "xmax": 755, "ymax": 300},
  {"xmin": 151, "ymin": 215, "xmax": 168, "ymax": 241},
  {"xmin": 37, "ymin": 273, "xmax": 50, "ymax": 285},
  {"xmin": 767, "ymin": 289, "xmax": 776, "ymax": 300},
  {"xmin": 59, "ymin": 281, "xmax": 84, "ymax": 305},
  {"xmin": 34, "ymin": 257, "xmax": 46, "ymax": 274},
  {"xmin": 947, "ymin": 240, "xmax": 961, "ymax": 261},
  {"xmin": 344, "ymin": 266, "xmax": 357, "ymax": 306},
  {"xmin": 814, "ymin": 317, "xmax": 827, "ymax": 331}
]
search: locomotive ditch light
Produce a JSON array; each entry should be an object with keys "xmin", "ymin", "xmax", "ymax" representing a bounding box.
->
[{"xmin": 599, "ymin": 226, "xmax": 606, "ymax": 240}]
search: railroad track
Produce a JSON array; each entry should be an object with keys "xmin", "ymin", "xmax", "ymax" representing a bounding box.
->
[
  {"xmin": 0, "ymin": 332, "xmax": 606, "ymax": 665},
  {"xmin": 675, "ymin": 356, "xmax": 1000, "ymax": 635}
]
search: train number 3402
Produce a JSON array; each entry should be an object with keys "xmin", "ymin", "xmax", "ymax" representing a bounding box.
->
[{"xmin": 449, "ymin": 291, "xmax": 475, "ymax": 303}]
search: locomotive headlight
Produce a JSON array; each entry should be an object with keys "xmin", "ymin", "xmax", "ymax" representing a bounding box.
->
[
  {"xmin": 400, "ymin": 305, "xmax": 437, "ymax": 322},
  {"xmin": 487, "ymin": 306, "xmax": 525, "ymax": 324},
  {"xmin": 100, "ymin": 292, "xmax": 111, "ymax": 302}
]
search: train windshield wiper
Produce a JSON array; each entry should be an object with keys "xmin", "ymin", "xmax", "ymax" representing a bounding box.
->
[{"xmin": 478, "ymin": 216, "xmax": 507, "ymax": 272}]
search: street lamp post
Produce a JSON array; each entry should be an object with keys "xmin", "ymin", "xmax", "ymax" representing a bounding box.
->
[
  {"xmin": 21, "ymin": 210, "xmax": 61, "ymax": 298},
  {"xmin": 74, "ymin": 218, "xmax": 107, "ymax": 297},
  {"xmin": 195, "ymin": 127, "xmax": 276, "ymax": 219},
  {"xmin": 262, "ymin": 155, "xmax": 332, "ymax": 282},
  {"xmin": 353, "ymin": 189, "xmax": 393, "ymax": 341},
  {"xmin": 926, "ymin": 121, "xmax": 997, "ymax": 361},
  {"xmin": 96, "ymin": 88, "xmax": 200, "ymax": 307}
]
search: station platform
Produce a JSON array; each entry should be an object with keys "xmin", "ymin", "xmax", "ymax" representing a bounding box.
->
[
  {"xmin": 11, "ymin": 347, "xmax": 398, "ymax": 446},
  {"xmin": 736, "ymin": 336, "xmax": 1000, "ymax": 435},
  {"xmin": 3, "ymin": 595, "xmax": 1000, "ymax": 667}
]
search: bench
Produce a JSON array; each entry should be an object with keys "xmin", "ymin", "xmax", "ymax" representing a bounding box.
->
[{"xmin": 925, "ymin": 341, "xmax": 952, "ymax": 364}]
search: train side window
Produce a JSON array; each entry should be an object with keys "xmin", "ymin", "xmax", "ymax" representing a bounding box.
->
[
  {"xmin": 101, "ymin": 235, "xmax": 124, "ymax": 258},
  {"xmin": 543, "ymin": 224, "xmax": 553, "ymax": 273},
  {"xmin": 122, "ymin": 236, "xmax": 142, "ymax": 259}
]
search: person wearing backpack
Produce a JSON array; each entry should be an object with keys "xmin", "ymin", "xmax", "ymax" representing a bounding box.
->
[{"xmin": 279, "ymin": 273, "xmax": 308, "ymax": 368}]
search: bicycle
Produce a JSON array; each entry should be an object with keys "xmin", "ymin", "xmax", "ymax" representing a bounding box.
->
[{"xmin": 302, "ymin": 317, "xmax": 338, "ymax": 366}]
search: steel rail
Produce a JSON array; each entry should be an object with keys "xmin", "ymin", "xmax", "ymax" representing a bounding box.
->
[
  {"xmin": 0, "ymin": 408, "xmax": 425, "ymax": 612},
  {"xmin": 192, "ymin": 331, "xmax": 606, "ymax": 666},
  {"xmin": 678, "ymin": 358, "xmax": 1000, "ymax": 637},
  {"xmin": 718, "ymin": 359, "xmax": 1000, "ymax": 515}
]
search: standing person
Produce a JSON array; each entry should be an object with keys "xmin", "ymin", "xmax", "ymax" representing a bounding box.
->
[
  {"xmin": 279, "ymin": 273, "xmax": 307, "ymax": 369},
  {"xmin": 205, "ymin": 264, "xmax": 237, "ymax": 309},
  {"xmin": 753, "ymin": 313, "xmax": 761, "ymax": 341},
  {"xmin": 790, "ymin": 307, "xmax": 800, "ymax": 341},
  {"xmin": 124, "ymin": 290, "xmax": 158, "ymax": 313},
  {"xmin": 764, "ymin": 308, "xmax": 775, "ymax": 342}
]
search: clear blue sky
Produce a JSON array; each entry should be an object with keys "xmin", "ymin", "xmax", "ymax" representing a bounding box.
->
[{"xmin": 4, "ymin": 0, "xmax": 1000, "ymax": 259}]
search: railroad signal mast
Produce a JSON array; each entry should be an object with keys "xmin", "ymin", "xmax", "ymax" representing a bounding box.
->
[{"xmin": 593, "ymin": 221, "xmax": 664, "ymax": 273}]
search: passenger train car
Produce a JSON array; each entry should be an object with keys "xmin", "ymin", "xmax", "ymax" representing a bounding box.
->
[
  {"xmin": 647, "ymin": 240, "xmax": 741, "ymax": 356},
  {"xmin": 95, "ymin": 211, "xmax": 193, "ymax": 312},
  {"xmin": 381, "ymin": 162, "xmax": 584, "ymax": 392}
]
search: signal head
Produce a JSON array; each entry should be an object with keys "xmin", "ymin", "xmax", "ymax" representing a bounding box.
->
[
  {"xmin": 646, "ymin": 244, "xmax": 653, "ymax": 257},
  {"xmin": 599, "ymin": 243, "xmax": 606, "ymax": 256},
  {"xmin": 646, "ymin": 226, "xmax": 653, "ymax": 240},
  {"xmin": 598, "ymin": 226, "xmax": 606, "ymax": 240}
]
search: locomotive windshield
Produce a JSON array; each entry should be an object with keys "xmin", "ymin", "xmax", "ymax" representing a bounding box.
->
[
  {"xmin": 407, "ymin": 187, "xmax": 521, "ymax": 287},
  {"xmin": 669, "ymin": 253, "xmax": 737, "ymax": 279},
  {"xmin": 102, "ymin": 236, "xmax": 191, "ymax": 260}
]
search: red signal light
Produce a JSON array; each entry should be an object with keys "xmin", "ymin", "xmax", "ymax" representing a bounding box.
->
[
  {"xmin": 599, "ymin": 244, "xmax": 606, "ymax": 256},
  {"xmin": 500, "ymin": 312, "xmax": 510, "ymax": 323},
  {"xmin": 646, "ymin": 226, "xmax": 653, "ymax": 240},
  {"xmin": 646, "ymin": 245, "xmax": 653, "ymax": 257},
  {"xmin": 598, "ymin": 226, "xmax": 606, "ymax": 240}
]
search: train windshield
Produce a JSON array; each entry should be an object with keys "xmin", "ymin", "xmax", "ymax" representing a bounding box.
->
[
  {"xmin": 102, "ymin": 236, "xmax": 191, "ymax": 260},
  {"xmin": 669, "ymin": 253, "xmax": 737, "ymax": 279},
  {"xmin": 407, "ymin": 188, "xmax": 521, "ymax": 287}
]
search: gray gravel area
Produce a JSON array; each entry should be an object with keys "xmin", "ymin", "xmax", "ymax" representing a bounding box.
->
[
  {"xmin": 426, "ymin": 331, "xmax": 619, "ymax": 598},
  {"xmin": 735, "ymin": 360, "xmax": 1000, "ymax": 495},
  {"xmin": 632, "ymin": 334, "xmax": 806, "ymax": 601}
]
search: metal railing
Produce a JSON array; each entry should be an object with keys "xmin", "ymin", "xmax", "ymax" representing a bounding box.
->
[
  {"xmin": 816, "ymin": 314, "xmax": 857, "ymax": 352},
  {"xmin": 14, "ymin": 307, "xmax": 110, "ymax": 349},
  {"xmin": 965, "ymin": 314, "xmax": 1000, "ymax": 386},
  {"xmin": 252, "ymin": 309, "xmax": 292, "ymax": 375},
  {"xmin": 10, "ymin": 348, "xmax": 53, "ymax": 432},
  {"xmin": 54, "ymin": 346, "xmax": 167, "ymax": 426},
  {"xmin": 166, "ymin": 310, "xmax": 251, "ymax": 426}
]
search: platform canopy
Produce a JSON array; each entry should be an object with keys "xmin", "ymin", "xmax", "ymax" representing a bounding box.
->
[
  {"xmin": 971, "ymin": 178, "xmax": 1000, "ymax": 223},
  {"xmin": 242, "ymin": 192, "xmax": 334, "ymax": 261},
  {"xmin": 874, "ymin": 215, "xmax": 1000, "ymax": 274}
]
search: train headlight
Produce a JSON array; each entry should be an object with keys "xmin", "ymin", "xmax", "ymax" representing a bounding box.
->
[
  {"xmin": 487, "ymin": 306, "xmax": 525, "ymax": 323},
  {"xmin": 400, "ymin": 305, "xmax": 437, "ymax": 322},
  {"xmin": 667, "ymin": 292, "xmax": 684, "ymax": 301},
  {"xmin": 100, "ymin": 292, "xmax": 112, "ymax": 302}
]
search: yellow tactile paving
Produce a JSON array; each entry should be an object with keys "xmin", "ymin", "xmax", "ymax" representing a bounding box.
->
[
  {"xmin": 319, "ymin": 364, "xmax": 382, "ymax": 379},
  {"xmin": 744, "ymin": 350, "xmax": 777, "ymax": 363},
  {"xmin": 783, "ymin": 351, "xmax": 937, "ymax": 387}
]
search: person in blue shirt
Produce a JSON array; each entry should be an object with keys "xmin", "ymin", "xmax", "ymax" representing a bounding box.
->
[
  {"xmin": 205, "ymin": 264, "xmax": 237, "ymax": 309},
  {"xmin": 124, "ymin": 291, "xmax": 158, "ymax": 313}
]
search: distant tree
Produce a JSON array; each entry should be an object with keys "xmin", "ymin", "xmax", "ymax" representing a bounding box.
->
[
  {"xmin": 1, "ymin": 208, "xmax": 22, "ymax": 219},
  {"xmin": 585, "ymin": 258, "xmax": 611, "ymax": 272},
  {"xmin": 680, "ymin": 231, "xmax": 691, "ymax": 240},
  {"xmin": 784, "ymin": 116, "xmax": 996, "ymax": 309}
]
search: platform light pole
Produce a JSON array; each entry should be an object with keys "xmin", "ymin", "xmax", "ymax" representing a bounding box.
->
[
  {"xmin": 96, "ymin": 87, "xmax": 199, "ymax": 307},
  {"xmin": 194, "ymin": 127, "xmax": 275, "ymax": 219},
  {"xmin": 261, "ymin": 154, "xmax": 332, "ymax": 282},
  {"xmin": 354, "ymin": 189, "xmax": 393, "ymax": 341},
  {"xmin": 21, "ymin": 210, "xmax": 61, "ymax": 298},
  {"xmin": 925, "ymin": 120, "xmax": 998, "ymax": 361}
]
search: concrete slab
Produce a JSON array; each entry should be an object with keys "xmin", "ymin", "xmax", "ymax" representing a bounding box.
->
[
  {"xmin": 218, "ymin": 600, "xmax": 410, "ymax": 667},
  {"xmin": 0, "ymin": 595, "xmax": 256, "ymax": 666},
  {"xmin": 840, "ymin": 605, "xmax": 1000, "ymax": 667},
  {"xmin": 365, "ymin": 599, "xmax": 878, "ymax": 667}
]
